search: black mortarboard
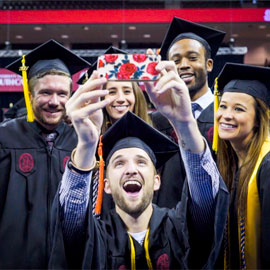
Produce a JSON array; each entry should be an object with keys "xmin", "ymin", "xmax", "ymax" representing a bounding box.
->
[
  {"xmin": 5, "ymin": 39, "xmax": 90, "ymax": 122},
  {"xmin": 102, "ymin": 111, "xmax": 179, "ymax": 169},
  {"xmin": 217, "ymin": 62, "xmax": 270, "ymax": 105},
  {"xmin": 212, "ymin": 62, "xmax": 270, "ymax": 152},
  {"xmin": 6, "ymin": 39, "xmax": 91, "ymax": 78},
  {"xmin": 77, "ymin": 46, "xmax": 127, "ymax": 85},
  {"xmin": 4, "ymin": 98, "xmax": 26, "ymax": 119},
  {"xmin": 159, "ymin": 17, "xmax": 226, "ymax": 60}
]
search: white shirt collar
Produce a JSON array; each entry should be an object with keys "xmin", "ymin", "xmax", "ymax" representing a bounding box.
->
[
  {"xmin": 193, "ymin": 88, "xmax": 214, "ymax": 111},
  {"xmin": 191, "ymin": 88, "xmax": 213, "ymax": 119}
]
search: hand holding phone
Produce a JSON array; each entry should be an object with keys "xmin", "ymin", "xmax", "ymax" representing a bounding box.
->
[{"xmin": 97, "ymin": 54, "xmax": 161, "ymax": 81}]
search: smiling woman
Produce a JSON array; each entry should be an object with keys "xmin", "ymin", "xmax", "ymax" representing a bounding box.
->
[
  {"xmin": 101, "ymin": 81, "xmax": 152, "ymax": 133},
  {"xmin": 213, "ymin": 62, "xmax": 270, "ymax": 269}
]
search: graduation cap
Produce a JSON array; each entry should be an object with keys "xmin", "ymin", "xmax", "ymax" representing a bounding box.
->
[
  {"xmin": 4, "ymin": 98, "xmax": 26, "ymax": 119},
  {"xmin": 5, "ymin": 39, "xmax": 91, "ymax": 122},
  {"xmin": 102, "ymin": 111, "xmax": 179, "ymax": 168},
  {"xmin": 94, "ymin": 111, "xmax": 179, "ymax": 215},
  {"xmin": 212, "ymin": 62, "xmax": 270, "ymax": 152},
  {"xmin": 77, "ymin": 46, "xmax": 127, "ymax": 85},
  {"xmin": 159, "ymin": 17, "xmax": 226, "ymax": 60}
]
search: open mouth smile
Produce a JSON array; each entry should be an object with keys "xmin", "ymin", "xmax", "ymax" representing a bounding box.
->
[
  {"xmin": 112, "ymin": 105, "xmax": 129, "ymax": 113},
  {"xmin": 123, "ymin": 180, "xmax": 142, "ymax": 194},
  {"xmin": 220, "ymin": 123, "xmax": 237, "ymax": 129},
  {"xmin": 179, "ymin": 73, "xmax": 194, "ymax": 83}
]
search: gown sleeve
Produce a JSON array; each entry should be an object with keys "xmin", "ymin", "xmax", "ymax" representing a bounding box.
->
[
  {"xmin": 257, "ymin": 153, "xmax": 270, "ymax": 268},
  {"xmin": 49, "ymin": 166, "xmax": 107, "ymax": 269}
]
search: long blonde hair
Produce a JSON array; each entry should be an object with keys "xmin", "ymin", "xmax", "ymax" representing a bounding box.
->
[
  {"xmin": 217, "ymin": 97, "xmax": 270, "ymax": 216},
  {"xmin": 101, "ymin": 82, "xmax": 152, "ymax": 133}
]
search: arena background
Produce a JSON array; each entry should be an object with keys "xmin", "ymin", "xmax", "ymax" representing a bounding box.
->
[{"xmin": 0, "ymin": 0, "xmax": 270, "ymax": 117}]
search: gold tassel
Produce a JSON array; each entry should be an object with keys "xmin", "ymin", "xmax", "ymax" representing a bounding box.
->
[
  {"xmin": 128, "ymin": 234, "xmax": 136, "ymax": 270},
  {"xmin": 19, "ymin": 55, "xmax": 35, "ymax": 122},
  {"xmin": 212, "ymin": 77, "xmax": 220, "ymax": 153},
  {"xmin": 144, "ymin": 228, "xmax": 153, "ymax": 270},
  {"xmin": 94, "ymin": 135, "xmax": 105, "ymax": 215},
  {"xmin": 128, "ymin": 228, "xmax": 152, "ymax": 270}
]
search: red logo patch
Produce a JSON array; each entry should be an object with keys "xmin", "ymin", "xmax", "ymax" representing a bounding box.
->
[
  {"xmin": 19, "ymin": 153, "xmax": 34, "ymax": 173},
  {"xmin": 118, "ymin": 265, "xmax": 127, "ymax": 270},
  {"xmin": 156, "ymin": 253, "xmax": 169, "ymax": 270},
  {"xmin": 63, "ymin": 156, "xmax": 70, "ymax": 169}
]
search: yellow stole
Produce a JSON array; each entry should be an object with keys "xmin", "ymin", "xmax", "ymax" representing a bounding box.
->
[{"xmin": 239, "ymin": 137, "xmax": 270, "ymax": 269}]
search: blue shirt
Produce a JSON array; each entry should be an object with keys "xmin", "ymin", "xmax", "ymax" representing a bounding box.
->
[{"xmin": 59, "ymin": 141, "xmax": 220, "ymax": 238}]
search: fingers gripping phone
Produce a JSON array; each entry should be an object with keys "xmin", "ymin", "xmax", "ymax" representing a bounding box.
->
[{"xmin": 97, "ymin": 54, "xmax": 161, "ymax": 81}]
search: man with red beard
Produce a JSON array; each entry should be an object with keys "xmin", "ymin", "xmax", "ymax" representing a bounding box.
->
[
  {"xmin": 150, "ymin": 17, "xmax": 226, "ymax": 209},
  {"xmin": 0, "ymin": 39, "xmax": 90, "ymax": 269}
]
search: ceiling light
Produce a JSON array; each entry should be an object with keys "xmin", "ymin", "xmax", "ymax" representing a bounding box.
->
[
  {"xmin": 34, "ymin": 26, "xmax": 42, "ymax": 31},
  {"xmin": 259, "ymin": 25, "xmax": 267, "ymax": 29},
  {"xmin": 111, "ymin": 34, "xmax": 118, "ymax": 39},
  {"xmin": 128, "ymin": 26, "xmax": 136, "ymax": 30},
  {"xmin": 266, "ymin": 33, "xmax": 270, "ymax": 38},
  {"xmin": 15, "ymin": 35, "xmax": 23, "ymax": 39},
  {"xmin": 61, "ymin": 34, "xmax": 69, "ymax": 39},
  {"xmin": 143, "ymin": 34, "xmax": 151, "ymax": 38},
  {"xmin": 231, "ymin": 33, "xmax": 239, "ymax": 38},
  {"xmin": 83, "ymin": 26, "xmax": 89, "ymax": 31}
]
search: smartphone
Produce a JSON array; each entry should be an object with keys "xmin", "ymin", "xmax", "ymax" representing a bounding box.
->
[{"xmin": 97, "ymin": 54, "xmax": 161, "ymax": 81}]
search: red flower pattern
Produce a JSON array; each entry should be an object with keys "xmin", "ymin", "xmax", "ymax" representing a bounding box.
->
[
  {"xmin": 119, "ymin": 63, "xmax": 137, "ymax": 77},
  {"xmin": 141, "ymin": 76, "xmax": 151, "ymax": 80},
  {"xmin": 146, "ymin": 62, "xmax": 159, "ymax": 76},
  {"xmin": 133, "ymin": 54, "xmax": 147, "ymax": 63},
  {"xmin": 104, "ymin": 54, "xmax": 118, "ymax": 63},
  {"xmin": 117, "ymin": 72, "xmax": 131, "ymax": 80},
  {"xmin": 98, "ymin": 59, "xmax": 104, "ymax": 68}
]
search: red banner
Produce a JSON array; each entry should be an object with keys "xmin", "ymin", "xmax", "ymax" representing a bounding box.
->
[
  {"xmin": 0, "ymin": 68, "xmax": 87, "ymax": 92},
  {"xmin": 0, "ymin": 8, "xmax": 270, "ymax": 24},
  {"xmin": 0, "ymin": 68, "xmax": 23, "ymax": 92}
]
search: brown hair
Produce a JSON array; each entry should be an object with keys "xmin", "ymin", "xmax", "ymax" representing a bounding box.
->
[
  {"xmin": 217, "ymin": 97, "xmax": 270, "ymax": 217},
  {"xmin": 28, "ymin": 69, "xmax": 72, "ymax": 96},
  {"xmin": 101, "ymin": 81, "xmax": 152, "ymax": 133}
]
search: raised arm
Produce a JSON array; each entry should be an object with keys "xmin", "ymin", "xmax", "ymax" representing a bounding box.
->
[
  {"xmin": 59, "ymin": 72, "xmax": 114, "ymax": 240},
  {"xmin": 144, "ymin": 60, "xmax": 220, "ymax": 219},
  {"xmin": 66, "ymin": 71, "xmax": 110, "ymax": 169},
  {"xmin": 145, "ymin": 60, "xmax": 204, "ymax": 153}
]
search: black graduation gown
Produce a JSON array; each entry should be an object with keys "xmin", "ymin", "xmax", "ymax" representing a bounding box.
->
[
  {"xmin": 196, "ymin": 103, "xmax": 214, "ymax": 149},
  {"xmin": 0, "ymin": 117, "xmax": 77, "ymax": 269},
  {"xmin": 214, "ymin": 152, "xmax": 270, "ymax": 269},
  {"xmin": 49, "ymin": 180, "xmax": 229, "ymax": 269},
  {"xmin": 150, "ymin": 102, "xmax": 214, "ymax": 209},
  {"xmin": 151, "ymin": 102, "xmax": 214, "ymax": 149},
  {"xmin": 258, "ymin": 152, "xmax": 270, "ymax": 268}
]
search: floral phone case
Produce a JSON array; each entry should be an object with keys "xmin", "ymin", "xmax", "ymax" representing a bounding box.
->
[{"xmin": 97, "ymin": 54, "xmax": 161, "ymax": 81}]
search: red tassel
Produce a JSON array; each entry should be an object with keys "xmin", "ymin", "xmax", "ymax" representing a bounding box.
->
[{"xmin": 95, "ymin": 135, "xmax": 104, "ymax": 215}]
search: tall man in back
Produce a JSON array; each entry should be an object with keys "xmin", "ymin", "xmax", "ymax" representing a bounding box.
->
[
  {"xmin": 151, "ymin": 17, "xmax": 225, "ymax": 208},
  {"xmin": 0, "ymin": 39, "xmax": 90, "ymax": 269}
]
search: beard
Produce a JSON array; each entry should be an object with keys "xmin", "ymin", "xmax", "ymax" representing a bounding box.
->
[
  {"xmin": 112, "ymin": 188, "xmax": 154, "ymax": 218},
  {"xmin": 187, "ymin": 69, "xmax": 208, "ymax": 99},
  {"xmin": 32, "ymin": 104, "xmax": 66, "ymax": 130}
]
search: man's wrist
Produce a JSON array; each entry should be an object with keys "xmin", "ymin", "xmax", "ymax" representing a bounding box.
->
[{"xmin": 68, "ymin": 148, "xmax": 97, "ymax": 174}]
